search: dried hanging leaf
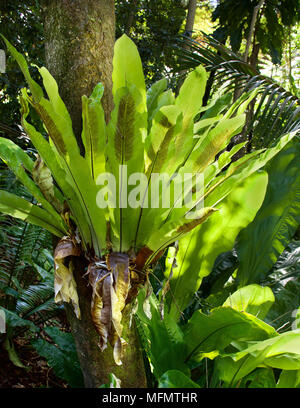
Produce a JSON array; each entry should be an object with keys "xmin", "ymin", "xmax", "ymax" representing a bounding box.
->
[
  {"xmin": 89, "ymin": 262, "xmax": 112, "ymax": 352},
  {"xmin": 108, "ymin": 253, "xmax": 130, "ymax": 332},
  {"xmin": 126, "ymin": 260, "xmax": 147, "ymax": 304},
  {"xmin": 135, "ymin": 246, "xmax": 153, "ymax": 270},
  {"xmin": 135, "ymin": 246, "xmax": 165, "ymax": 270},
  {"xmin": 54, "ymin": 237, "xmax": 81, "ymax": 318},
  {"xmin": 108, "ymin": 253, "xmax": 131, "ymax": 365},
  {"xmin": 89, "ymin": 253, "xmax": 131, "ymax": 365}
]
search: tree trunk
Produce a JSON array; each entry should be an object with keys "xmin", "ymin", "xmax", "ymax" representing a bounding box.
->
[
  {"xmin": 243, "ymin": 0, "xmax": 264, "ymax": 63},
  {"xmin": 176, "ymin": 0, "xmax": 198, "ymax": 94},
  {"xmin": 42, "ymin": 0, "xmax": 115, "ymax": 144},
  {"xmin": 65, "ymin": 258, "xmax": 147, "ymax": 388},
  {"xmin": 41, "ymin": 0, "xmax": 147, "ymax": 388},
  {"xmin": 185, "ymin": 0, "xmax": 197, "ymax": 36}
]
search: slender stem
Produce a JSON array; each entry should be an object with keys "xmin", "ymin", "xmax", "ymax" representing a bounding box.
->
[{"xmin": 243, "ymin": 0, "xmax": 264, "ymax": 63}]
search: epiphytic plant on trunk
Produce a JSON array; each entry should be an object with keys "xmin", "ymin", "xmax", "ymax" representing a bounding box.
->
[{"xmin": 0, "ymin": 34, "xmax": 297, "ymax": 367}]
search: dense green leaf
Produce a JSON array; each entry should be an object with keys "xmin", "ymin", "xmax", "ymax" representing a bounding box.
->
[
  {"xmin": 205, "ymin": 131, "xmax": 297, "ymax": 209},
  {"xmin": 135, "ymin": 287, "xmax": 188, "ymax": 379},
  {"xmin": 16, "ymin": 63, "xmax": 107, "ymax": 254},
  {"xmin": 217, "ymin": 330, "xmax": 300, "ymax": 387},
  {"xmin": 0, "ymin": 306, "xmax": 37, "ymax": 335},
  {"xmin": 239, "ymin": 368, "xmax": 277, "ymax": 388},
  {"xmin": 81, "ymin": 83, "xmax": 106, "ymax": 179},
  {"xmin": 166, "ymin": 171, "xmax": 268, "ymax": 320},
  {"xmin": 31, "ymin": 327, "xmax": 84, "ymax": 387},
  {"xmin": 16, "ymin": 282, "xmax": 58, "ymax": 319},
  {"xmin": 223, "ymin": 284, "xmax": 275, "ymax": 320},
  {"xmin": 237, "ymin": 139, "xmax": 300, "ymax": 286},
  {"xmin": 112, "ymin": 34, "xmax": 147, "ymax": 109},
  {"xmin": 106, "ymin": 85, "xmax": 147, "ymax": 251},
  {"xmin": 146, "ymin": 78, "xmax": 168, "ymax": 130},
  {"xmin": 146, "ymin": 207, "xmax": 216, "ymax": 259},
  {"xmin": 181, "ymin": 114, "xmax": 246, "ymax": 175},
  {"xmin": 0, "ymin": 137, "xmax": 65, "ymax": 224},
  {"xmin": 158, "ymin": 370, "xmax": 200, "ymax": 388},
  {"xmin": 19, "ymin": 87, "xmax": 94, "ymax": 250},
  {"xmin": 3, "ymin": 337, "xmax": 27, "ymax": 369},
  {"xmin": 0, "ymin": 190, "xmax": 66, "ymax": 237},
  {"xmin": 183, "ymin": 306, "xmax": 277, "ymax": 363},
  {"xmin": 277, "ymin": 369, "xmax": 300, "ymax": 388},
  {"xmin": 175, "ymin": 65, "xmax": 207, "ymax": 120}
]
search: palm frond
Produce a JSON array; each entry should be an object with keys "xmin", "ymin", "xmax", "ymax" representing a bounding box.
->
[
  {"xmin": 16, "ymin": 282, "xmax": 60, "ymax": 319},
  {"xmin": 264, "ymin": 240, "xmax": 300, "ymax": 332},
  {"xmin": 173, "ymin": 33, "xmax": 300, "ymax": 149}
]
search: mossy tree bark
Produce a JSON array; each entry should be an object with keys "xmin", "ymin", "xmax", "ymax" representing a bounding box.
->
[
  {"xmin": 66, "ymin": 259, "xmax": 147, "ymax": 388},
  {"xmin": 42, "ymin": 0, "xmax": 115, "ymax": 140},
  {"xmin": 41, "ymin": 0, "xmax": 147, "ymax": 388}
]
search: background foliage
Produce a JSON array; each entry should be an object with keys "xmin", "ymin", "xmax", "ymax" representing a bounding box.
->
[{"xmin": 0, "ymin": 0, "xmax": 300, "ymax": 388}]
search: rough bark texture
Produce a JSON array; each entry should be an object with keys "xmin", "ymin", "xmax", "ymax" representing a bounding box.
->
[
  {"xmin": 42, "ymin": 0, "xmax": 115, "ymax": 145},
  {"xmin": 42, "ymin": 0, "xmax": 147, "ymax": 387},
  {"xmin": 185, "ymin": 0, "xmax": 197, "ymax": 35}
]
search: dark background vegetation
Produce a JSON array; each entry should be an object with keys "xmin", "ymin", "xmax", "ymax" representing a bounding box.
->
[{"xmin": 0, "ymin": 0, "xmax": 299, "ymax": 388}]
